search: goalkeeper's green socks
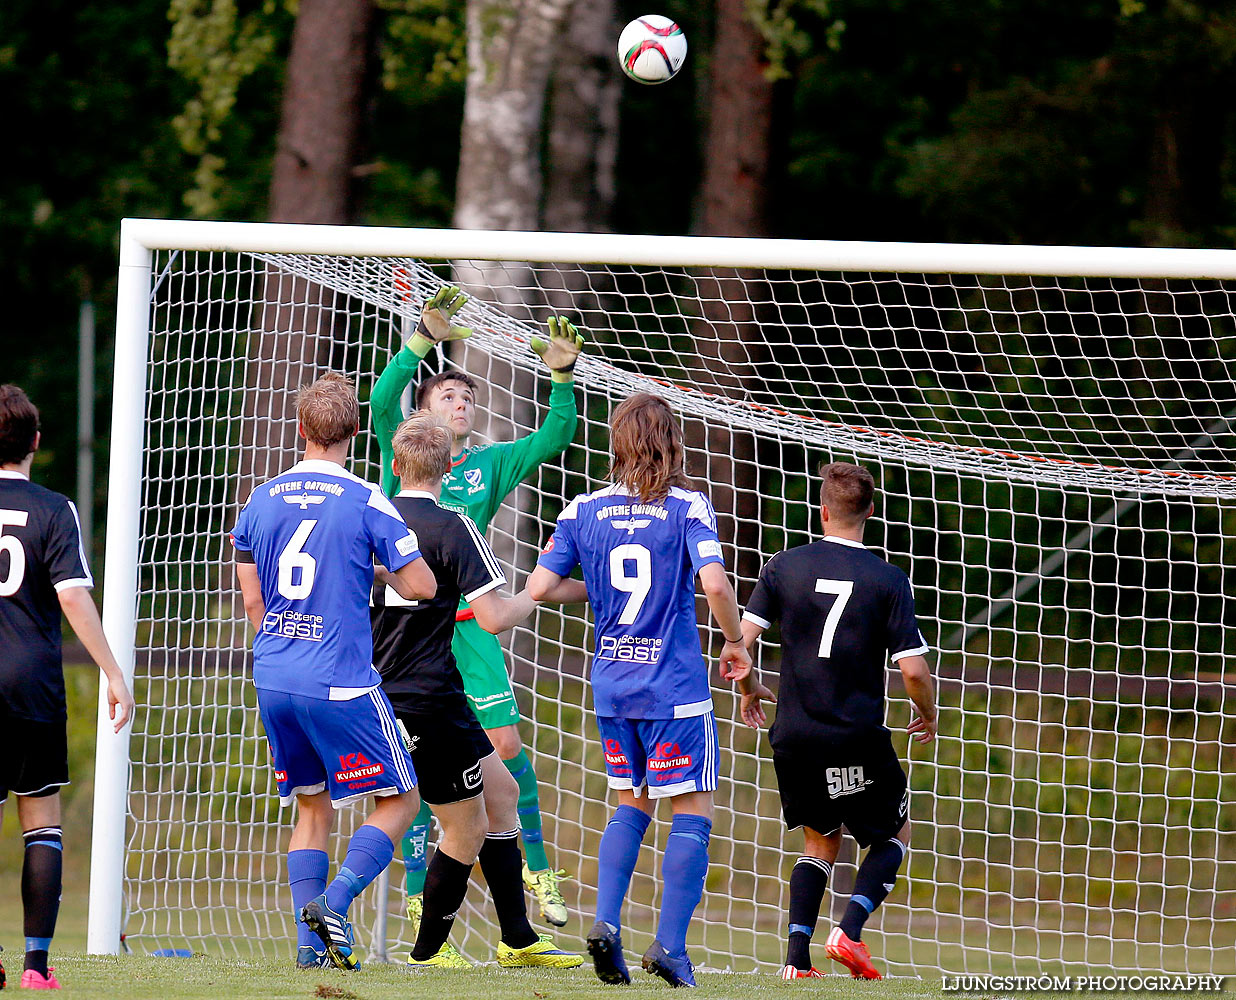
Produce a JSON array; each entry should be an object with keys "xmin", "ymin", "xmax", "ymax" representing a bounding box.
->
[
  {"xmin": 504, "ymin": 749, "xmax": 549, "ymax": 872},
  {"xmin": 401, "ymin": 798, "xmax": 433, "ymax": 897}
]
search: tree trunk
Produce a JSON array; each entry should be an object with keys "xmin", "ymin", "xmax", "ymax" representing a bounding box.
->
[
  {"xmin": 542, "ymin": 0, "xmax": 621, "ymax": 315},
  {"xmin": 699, "ymin": 0, "xmax": 773, "ymax": 239},
  {"xmin": 239, "ymin": 0, "xmax": 376, "ymax": 507},
  {"xmin": 452, "ymin": 0, "xmax": 576, "ymax": 678},
  {"xmin": 690, "ymin": 0, "xmax": 777, "ymax": 591},
  {"xmin": 268, "ymin": 0, "xmax": 375, "ymax": 224},
  {"xmin": 544, "ymin": 0, "xmax": 620, "ymax": 235},
  {"xmin": 454, "ymin": 0, "xmax": 575, "ymax": 234},
  {"xmin": 1142, "ymin": 77, "xmax": 1222, "ymax": 248}
]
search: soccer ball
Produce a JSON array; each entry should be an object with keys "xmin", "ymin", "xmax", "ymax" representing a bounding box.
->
[{"xmin": 617, "ymin": 15, "xmax": 688, "ymax": 85}]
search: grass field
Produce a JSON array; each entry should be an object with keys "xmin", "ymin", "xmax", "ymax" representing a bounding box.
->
[
  {"xmin": 3, "ymin": 668, "xmax": 1230, "ymax": 998},
  {"xmin": 0, "ymin": 953, "xmax": 962, "ymax": 1000}
]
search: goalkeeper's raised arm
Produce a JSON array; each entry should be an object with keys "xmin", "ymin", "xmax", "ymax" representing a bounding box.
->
[
  {"xmin": 370, "ymin": 286, "xmax": 583, "ymax": 505},
  {"xmin": 368, "ymin": 285, "xmax": 584, "ymax": 931}
]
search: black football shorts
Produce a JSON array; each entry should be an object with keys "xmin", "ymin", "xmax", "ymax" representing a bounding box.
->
[
  {"xmin": 395, "ymin": 706, "xmax": 494, "ymax": 806},
  {"xmin": 0, "ymin": 714, "xmax": 69, "ymax": 798},
  {"xmin": 773, "ymin": 733, "xmax": 908, "ymax": 847}
]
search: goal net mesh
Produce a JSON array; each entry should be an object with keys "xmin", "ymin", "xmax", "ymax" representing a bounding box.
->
[{"xmin": 120, "ymin": 245, "xmax": 1236, "ymax": 977}]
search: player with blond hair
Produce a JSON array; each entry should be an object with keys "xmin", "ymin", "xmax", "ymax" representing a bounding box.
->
[
  {"xmin": 371, "ymin": 411, "xmax": 582, "ymax": 970},
  {"xmin": 529, "ymin": 392, "xmax": 751, "ymax": 987}
]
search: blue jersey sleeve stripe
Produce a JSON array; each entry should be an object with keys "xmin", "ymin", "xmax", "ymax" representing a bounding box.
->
[{"xmin": 366, "ymin": 483, "xmax": 407, "ymax": 520}]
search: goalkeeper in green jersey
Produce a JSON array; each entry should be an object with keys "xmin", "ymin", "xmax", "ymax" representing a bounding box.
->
[{"xmin": 372, "ymin": 285, "xmax": 584, "ymax": 932}]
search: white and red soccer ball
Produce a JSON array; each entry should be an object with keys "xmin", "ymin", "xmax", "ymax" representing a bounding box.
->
[{"xmin": 617, "ymin": 15, "xmax": 688, "ymax": 85}]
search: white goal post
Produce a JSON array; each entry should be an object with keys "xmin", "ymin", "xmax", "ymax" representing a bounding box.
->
[{"xmin": 89, "ymin": 218, "xmax": 1236, "ymax": 977}]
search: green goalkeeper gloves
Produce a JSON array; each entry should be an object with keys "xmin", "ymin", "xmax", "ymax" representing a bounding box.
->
[
  {"xmin": 407, "ymin": 285, "xmax": 473, "ymax": 357},
  {"xmin": 531, "ymin": 316, "xmax": 585, "ymax": 382}
]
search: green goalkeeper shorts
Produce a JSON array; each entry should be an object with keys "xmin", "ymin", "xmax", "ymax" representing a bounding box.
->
[{"xmin": 452, "ymin": 614, "xmax": 522, "ymax": 729}]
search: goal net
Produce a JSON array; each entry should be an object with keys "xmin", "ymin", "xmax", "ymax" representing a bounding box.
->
[{"xmin": 93, "ymin": 222, "xmax": 1236, "ymax": 978}]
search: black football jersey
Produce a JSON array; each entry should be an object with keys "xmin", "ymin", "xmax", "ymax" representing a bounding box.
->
[
  {"xmin": 0, "ymin": 472, "xmax": 94, "ymax": 721},
  {"xmin": 371, "ymin": 491, "xmax": 505, "ymax": 712},
  {"xmin": 744, "ymin": 535, "xmax": 927, "ymax": 749}
]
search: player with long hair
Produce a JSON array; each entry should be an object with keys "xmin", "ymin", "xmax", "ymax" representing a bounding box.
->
[{"xmin": 529, "ymin": 392, "xmax": 752, "ymax": 987}]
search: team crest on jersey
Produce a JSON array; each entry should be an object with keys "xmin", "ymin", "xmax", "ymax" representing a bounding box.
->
[
  {"xmin": 825, "ymin": 765, "xmax": 872, "ymax": 799},
  {"xmin": 462, "ymin": 468, "xmax": 486, "ymax": 494},
  {"xmin": 648, "ymin": 741, "xmax": 692, "ymax": 772},
  {"xmin": 281, "ymin": 493, "xmax": 326, "ymax": 510},
  {"xmin": 611, "ymin": 518, "xmax": 652, "ymax": 534}
]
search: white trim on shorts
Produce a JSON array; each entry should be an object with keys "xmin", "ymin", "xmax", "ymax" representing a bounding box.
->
[
  {"xmin": 279, "ymin": 781, "xmax": 326, "ymax": 807},
  {"xmin": 606, "ymin": 774, "xmax": 648, "ymax": 794},
  {"xmin": 673, "ymin": 698, "xmax": 714, "ymax": 719},
  {"xmin": 330, "ymin": 784, "xmax": 406, "ymax": 810},
  {"xmin": 329, "ymin": 681, "xmax": 382, "ymax": 701},
  {"xmin": 644, "ymin": 712, "xmax": 718, "ymax": 798},
  {"xmin": 13, "ymin": 779, "xmax": 70, "ymax": 797}
]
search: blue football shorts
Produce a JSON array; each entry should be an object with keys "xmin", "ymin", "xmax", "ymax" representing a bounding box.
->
[
  {"xmin": 595, "ymin": 712, "xmax": 719, "ymax": 799},
  {"xmin": 257, "ymin": 686, "xmax": 417, "ymax": 808}
]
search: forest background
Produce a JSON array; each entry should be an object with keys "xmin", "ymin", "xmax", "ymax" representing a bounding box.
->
[{"xmin": 5, "ymin": 0, "xmax": 1236, "ymax": 553}]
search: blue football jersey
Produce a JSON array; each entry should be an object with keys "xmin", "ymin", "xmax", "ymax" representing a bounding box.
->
[
  {"xmin": 538, "ymin": 483, "xmax": 726, "ymax": 720},
  {"xmin": 231, "ymin": 459, "xmax": 422, "ymax": 700}
]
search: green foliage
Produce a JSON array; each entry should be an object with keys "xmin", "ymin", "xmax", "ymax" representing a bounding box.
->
[
  {"xmin": 378, "ymin": 0, "xmax": 467, "ymax": 91},
  {"xmin": 0, "ymin": 0, "xmax": 193, "ymax": 527},
  {"xmin": 166, "ymin": 0, "xmax": 287, "ymax": 217},
  {"xmin": 744, "ymin": 0, "xmax": 842, "ymax": 82}
]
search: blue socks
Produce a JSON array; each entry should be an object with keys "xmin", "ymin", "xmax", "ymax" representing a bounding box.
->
[
  {"xmin": 595, "ymin": 805, "xmax": 651, "ymax": 932},
  {"xmin": 324, "ymin": 825, "xmax": 395, "ymax": 914},
  {"xmin": 287, "ymin": 849, "xmax": 329, "ymax": 950},
  {"xmin": 657, "ymin": 814, "xmax": 712, "ymax": 960}
]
